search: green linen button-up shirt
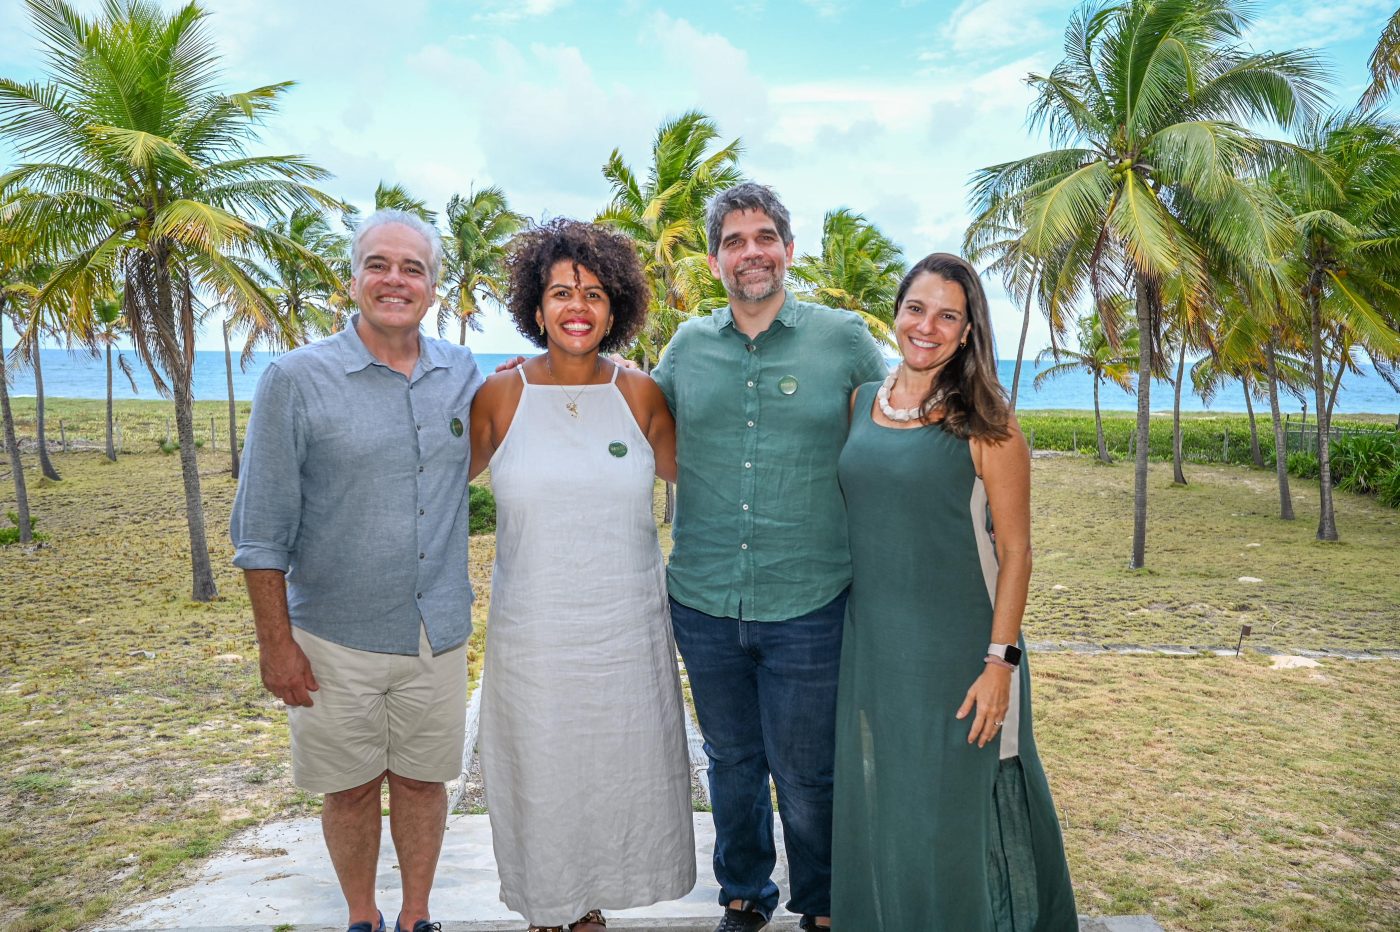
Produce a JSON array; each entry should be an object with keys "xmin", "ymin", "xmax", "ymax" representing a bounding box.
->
[{"xmin": 654, "ymin": 293, "xmax": 889, "ymax": 621}]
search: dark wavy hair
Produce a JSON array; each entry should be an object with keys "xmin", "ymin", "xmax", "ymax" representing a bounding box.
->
[
  {"xmin": 896, "ymin": 253, "xmax": 1010, "ymax": 441},
  {"xmin": 506, "ymin": 218, "xmax": 650, "ymax": 353}
]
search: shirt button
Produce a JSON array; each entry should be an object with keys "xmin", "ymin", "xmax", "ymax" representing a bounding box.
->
[
  {"xmin": 418, "ymin": 466, "xmax": 425, "ymax": 473},
  {"xmin": 747, "ymin": 420, "xmax": 755, "ymax": 428},
  {"xmin": 419, "ymin": 508, "xmax": 425, "ymax": 516},
  {"xmin": 746, "ymin": 344, "xmax": 755, "ymax": 352},
  {"xmin": 742, "ymin": 503, "xmax": 750, "ymax": 511},
  {"xmin": 747, "ymin": 380, "xmax": 755, "ymax": 388},
  {"xmin": 416, "ymin": 424, "xmax": 422, "ymax": 431},
  {"xmin": 419, "ymin": 552, "xmax": 425, "ymax": 560},
  {"xmin": 416, "ymin": 592, "xmax": 423, "ymax": 599},
  {"xmin": 744, "ymin": 461, "xmax": 752, "ymax": 468},
  {"xmin": 740, "ymin": 543, "xmax": 749, "ymax": 550}
]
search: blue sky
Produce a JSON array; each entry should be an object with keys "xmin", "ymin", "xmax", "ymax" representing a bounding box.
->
[{"xmin": 0, "ymin": 0, "xmax": 1391, "ymax": 355}]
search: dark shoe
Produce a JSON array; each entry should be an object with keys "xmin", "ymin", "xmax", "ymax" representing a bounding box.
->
[
  {"xmin": 714, "ymin": 906, "xmax": 768, "ymax": 932},
  {"xmin": 349, "ymin": 912, "xmax": 385, "ymax": 932},
  {"xmin": 394, "ymin": 921, "xmax": 441, "ymax": 932},
  {"xmin": 569, "ymin": 910, "xmax": 606, "ymax": 930},
  {"xmin": 798, "ymin": 918, "xmax": 831, "ymax": 932}
]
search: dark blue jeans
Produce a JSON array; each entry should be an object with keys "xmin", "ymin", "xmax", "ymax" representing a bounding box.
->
[{"xmin": 670, "ymin": 590, "xmax": 847, "ymax": 921}]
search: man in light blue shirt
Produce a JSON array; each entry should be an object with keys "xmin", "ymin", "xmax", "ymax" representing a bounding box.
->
[{"xmin": 231, "ymin": 209, "xmax": 481, "ymax": 932}]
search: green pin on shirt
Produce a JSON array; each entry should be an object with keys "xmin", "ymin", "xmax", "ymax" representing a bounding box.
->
[
  {"xmin": 450, "ymin": 417, "xmax": 464, "ymax": 437},
  {"xmin": 778, "ymin": 375, "xmax": 799, "ymax": 395},
  {"xmin": 609, "ymin": 441, "xmax": 628, "ymax": 457}
]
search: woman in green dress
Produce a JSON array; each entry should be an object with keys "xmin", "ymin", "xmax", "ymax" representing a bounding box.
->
[{"xmin": 832, "ymin": 253, "xmax": 1076, "ymax": 930}]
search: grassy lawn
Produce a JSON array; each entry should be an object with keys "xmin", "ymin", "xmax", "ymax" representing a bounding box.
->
[{"xmin": 1, "ymin": 435, "xmax": 1397, "ymax": 930}]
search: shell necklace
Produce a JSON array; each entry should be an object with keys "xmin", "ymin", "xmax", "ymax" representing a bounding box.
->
[{"xmin": 876, "ymin": 366, "xmax": 944, "ymax": 422}]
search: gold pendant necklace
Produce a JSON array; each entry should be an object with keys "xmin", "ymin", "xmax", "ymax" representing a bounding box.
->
[{"xmin": 546, "ymin": 356, "xmax": 596, "ymax": 418}]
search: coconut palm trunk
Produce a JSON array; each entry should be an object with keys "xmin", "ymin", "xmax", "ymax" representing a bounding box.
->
[
  {"xmin": 1009, "ymin": 265, "xmax": 1037, "ymax": 409},
  {"xmin": 31, "ymin": 346, "xmax": 59, "ymax": 480},
  {"xmin": 104, "ymin": 339, "xmax": 116, "ymax": 461},
  {"xmin": 1243, "ymin": 376, "xmax": 1262, "ymax": 467},
  {"xmin": 1172, "ymin": 342, "xmax": 1187, "ymax": 484},
  {"xmin": 1307, "ymin": 281, "xmax": 1338, "ymax": 540},
  {"xmin": 223, "ymin": 319, "xmax": 238, "ymax": 480},
  {"xmin": 0, "ymin": 314, "xmax": 33, "ymax": 543},
  {"xmin": 1093, "ymin": 374, "xmax": 1110, "ymax": 464},
  {"xmin": 1130, "ymin": 282, "xmax": 1153, "ymax": 569},
  {"xmin": 1264, "ymin": 339, "xmax": 1295, "ymax": 519}
]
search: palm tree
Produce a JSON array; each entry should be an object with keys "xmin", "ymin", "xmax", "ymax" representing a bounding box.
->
[
  {"xmin": 1363, "ymin": 9, "xmax": 1400, "ymax": 109},
  {"xmin": 1034, "ymin": 306, "xmax": 1138, "ymax": 463},
  {"xmin": 967, "ymin": 0, "xmax": 1325, "ymax": 567},
  {"xmin": 5, "ymin": 263, "xmax": 63, "ymax": 481},
  {"xmin": 790, "ymin": 208, "xmax": 906, "ymax": 347},
  {"xmin": 1163, "ymin": 277, "xmax": 1215, "ymax": 485},
  {"xmin": 92, "ymin": 288, "xmax": 137, "ymax": 461},
  {"xmin": 439, "ymin": 186, "xmax": 525, "ymax": 344},
  {"xmin": 0, "ymin": 209, "xmax": 35, "ymax": 543},
  {"xmin": 597, "ymin": 110, "xmax": 743, "ymax": 368},
  {"xmin": 255, "ymin": 207, "xmax": 347, "ymax": 349},
  {"xmin": 1275, "ymin": 109, "xmax": 1400, "ymax": 540},
  {"xmin": 0, "ymin": 0, "xmax": 339, "ymax": 599}
]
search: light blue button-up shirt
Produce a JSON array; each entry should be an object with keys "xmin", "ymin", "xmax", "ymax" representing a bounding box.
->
[{"xmin": 230, "ymin": 317, "xmax": 482, "ymax": 654}]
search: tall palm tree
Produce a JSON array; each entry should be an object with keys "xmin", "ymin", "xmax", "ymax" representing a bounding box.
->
[
  {"xmin": 597, "ymin": 110, "xmax": 743, "ymax": 368},
  {"xmin": 92, "ymin": 288, "xmax": 137, "ymax": 462},
  {"xmin": 790, "ymin": 208, "xmax": 906, "ymax": 347},
  {"xmin": 0, "ymin": 0, "xmax": 339, "ymax": 599},
  {"xmin": 5, "ymin": 262, "xmax": 63, "ymax": 481},
  {"xmin": 439, "ymin": 186, "xmax": 525, "ymax": 344},
  {"xmin": 1363, "ymin": 9, "xmax": 1400, "ymax": 109},
  {"xmin": 252, "ymin": 206, "xmax": 347, "ymax": 352},
  {"xmin": 1034, "ymin": 306, "xmax": 1138, "ymax": 463},
  {"xmin": 968, "ymin": 0, "xmax": 1325, "ymax": 567},
  {"xmin": 0, "ymin": 208, "xmax": 35, "ymax": 543},
  {"xmin": 1275, "ymin": 109, "xmax": 1400, "ymax": 540}
]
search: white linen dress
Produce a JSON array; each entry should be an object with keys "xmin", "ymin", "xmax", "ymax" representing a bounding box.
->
[{"xmin": 480, "ymin": 366, "xmax": 696, "ymax": 927}]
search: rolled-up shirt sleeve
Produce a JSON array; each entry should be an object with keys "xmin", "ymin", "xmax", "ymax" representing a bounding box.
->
[{"xmin": 230, "ymin": 363, "xmax": 305, "ymax": 572}]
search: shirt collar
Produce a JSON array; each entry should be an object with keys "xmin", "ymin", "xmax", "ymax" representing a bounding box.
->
[
  {"xmin": 712, "ymin": 291, "xmax": 802, "ymax": 332},
  {"xmin": 337, "ymin": 314, "xmax": 451, "ymax": 375}
]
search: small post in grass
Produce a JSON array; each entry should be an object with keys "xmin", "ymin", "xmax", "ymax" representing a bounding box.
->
[
  {"xmin": 1235, "ymin": 623, "xmax": 1252, "ymax": 658},
  {"xmin": 60, "ymin": 419, "xmax": 68, "ymax": 453}
]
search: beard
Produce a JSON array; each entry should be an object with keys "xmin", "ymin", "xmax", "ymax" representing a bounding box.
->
[{"xmin": 723, "ymin": 262, "xmax": 784, "ymax": 303}]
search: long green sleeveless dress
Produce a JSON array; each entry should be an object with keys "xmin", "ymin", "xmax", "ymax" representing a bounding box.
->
[{"xmin": 831, "ymin": 382, "xmax": 1077, "ymax": 931}]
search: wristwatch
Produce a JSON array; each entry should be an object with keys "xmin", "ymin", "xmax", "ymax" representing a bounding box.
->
[{"xmin": 986, "ymin": 643, "xmax": 1023, "ymax": 667}]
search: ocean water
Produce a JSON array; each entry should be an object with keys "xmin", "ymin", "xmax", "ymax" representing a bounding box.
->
[{"xmin": 6, "ymin": 348, "xmax": 1399, "ymax": 414}]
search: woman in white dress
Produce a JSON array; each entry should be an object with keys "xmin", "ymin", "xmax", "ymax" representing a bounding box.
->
[{"xmin": 468, "ymin": 219, "xmax": 695, "ymax": 932}]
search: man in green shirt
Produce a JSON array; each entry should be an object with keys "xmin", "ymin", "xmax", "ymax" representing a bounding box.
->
[{"xmin": 654, "ymin": 183, "xmax": 889, "ymax": 932}]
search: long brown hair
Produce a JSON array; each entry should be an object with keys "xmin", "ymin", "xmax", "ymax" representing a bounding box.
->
[{"xmin": 895, "ymin": 253, "xmax": 1010, "ymax": 441}]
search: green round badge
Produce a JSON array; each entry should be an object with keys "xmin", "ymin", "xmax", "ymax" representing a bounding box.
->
[
  {"xmin": 449, "ymin": 417, "xmax": 464, "ymax": 437},
  {"xmin": 608, "ymin": 441, "xmax": 628, "ymax": 458},
  {"xmin": 778, "ymin": 375, "xmax": 799, "ymax": 395}
]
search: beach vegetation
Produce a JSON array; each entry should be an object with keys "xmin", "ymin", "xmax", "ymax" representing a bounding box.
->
[
  {"xmin": 790, "ymin": 207, "xmax": 907, "ymax": 347},
  {"xmin": 439, "ymin": 186, "xmax": 527, "ymax": 345},
  {"xmin": 597, "ymin": 109, "xmax": 743, "ymax": 369},
  {"xmin": 967, "ymin": 0, "xmax": 1329, "ymax": 569},
  {"xmin": 1033, "ymin": 308, "xmax": 1138, "ymax": 463},
  {"xmin": 0, "ymin": 0, "xmax": 342, "ymax": 600}
]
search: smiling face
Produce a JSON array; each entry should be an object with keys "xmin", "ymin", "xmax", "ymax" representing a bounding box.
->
[
  {"xmin": 350, "ymin": 222, "xmax": 436, "ymax": 338},
  {"xmin": 535, "ymin": 260, "xmax": 613, "ymax": 355},
  {"xmin": 894, "ymin": 272, "xmax": 973, "ymax": 376},
  {"xmin": 708, "ymin": 208, "xmax": 794, "ymax": 306}
]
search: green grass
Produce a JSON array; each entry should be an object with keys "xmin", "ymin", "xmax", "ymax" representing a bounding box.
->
[{"xmin": 1, "ymin": 434, "xmax": 1398, "ymax": 930}]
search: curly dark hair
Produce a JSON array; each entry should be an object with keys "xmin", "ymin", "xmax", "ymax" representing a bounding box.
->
[{"xmin": 505, "ymin": 218, "xmax": 650, "ymax": 353}]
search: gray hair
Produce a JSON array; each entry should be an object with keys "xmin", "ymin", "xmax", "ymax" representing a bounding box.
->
[
  {"xmin": 705, "ymin": 182, "xmax": 794, "ymax": 257},
  {"xmin": 351, "ymin": 208, "xmax": 444, "ymax": 283}
]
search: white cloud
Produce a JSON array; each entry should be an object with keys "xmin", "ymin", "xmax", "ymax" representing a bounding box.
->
[
  {"xmin": 641, "ymin": 13, "xmax": 773, "ymax": 144},
  {"xmin": 938, "ymin": 0, "xmax": 1063, "ymax": 58},
  {"xmin": 1245, "ymin": 0, "xmax": 1391, "ymax": 52},
  {"xmin": 472, "ymin": 0, "xmax": 571, "ymax": 24}
]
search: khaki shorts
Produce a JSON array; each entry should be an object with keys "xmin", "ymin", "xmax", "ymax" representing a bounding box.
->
[{"xmin": 288, "ymin": 625, "xmax": 467, "ymax": 794}]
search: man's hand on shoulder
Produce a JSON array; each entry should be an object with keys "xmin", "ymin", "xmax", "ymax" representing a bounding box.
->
[{"xmin": 494, "ymin": 355, "xmax": 528, "ymax": 372}]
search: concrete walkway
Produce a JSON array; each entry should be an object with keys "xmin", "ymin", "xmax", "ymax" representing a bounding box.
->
[{"xmin": 105, "ymin": 813, "xmax": 1160, "ymax": 932}]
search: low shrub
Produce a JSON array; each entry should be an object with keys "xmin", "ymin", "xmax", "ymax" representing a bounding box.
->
[
  {"xmin": 1287, "ymin": 451, "xmax": 1320, "ymax": 479},
  {"xmin": 1330, "ymin": 433, "xmax": 1399, "ymax": 495},
  {"xmin": 469, "ymin": 483, "xmax": 496, "ymax": 535},
  {"xmin": 0, "ymin": 511, "xmax": 46, "ymax": 545}
]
